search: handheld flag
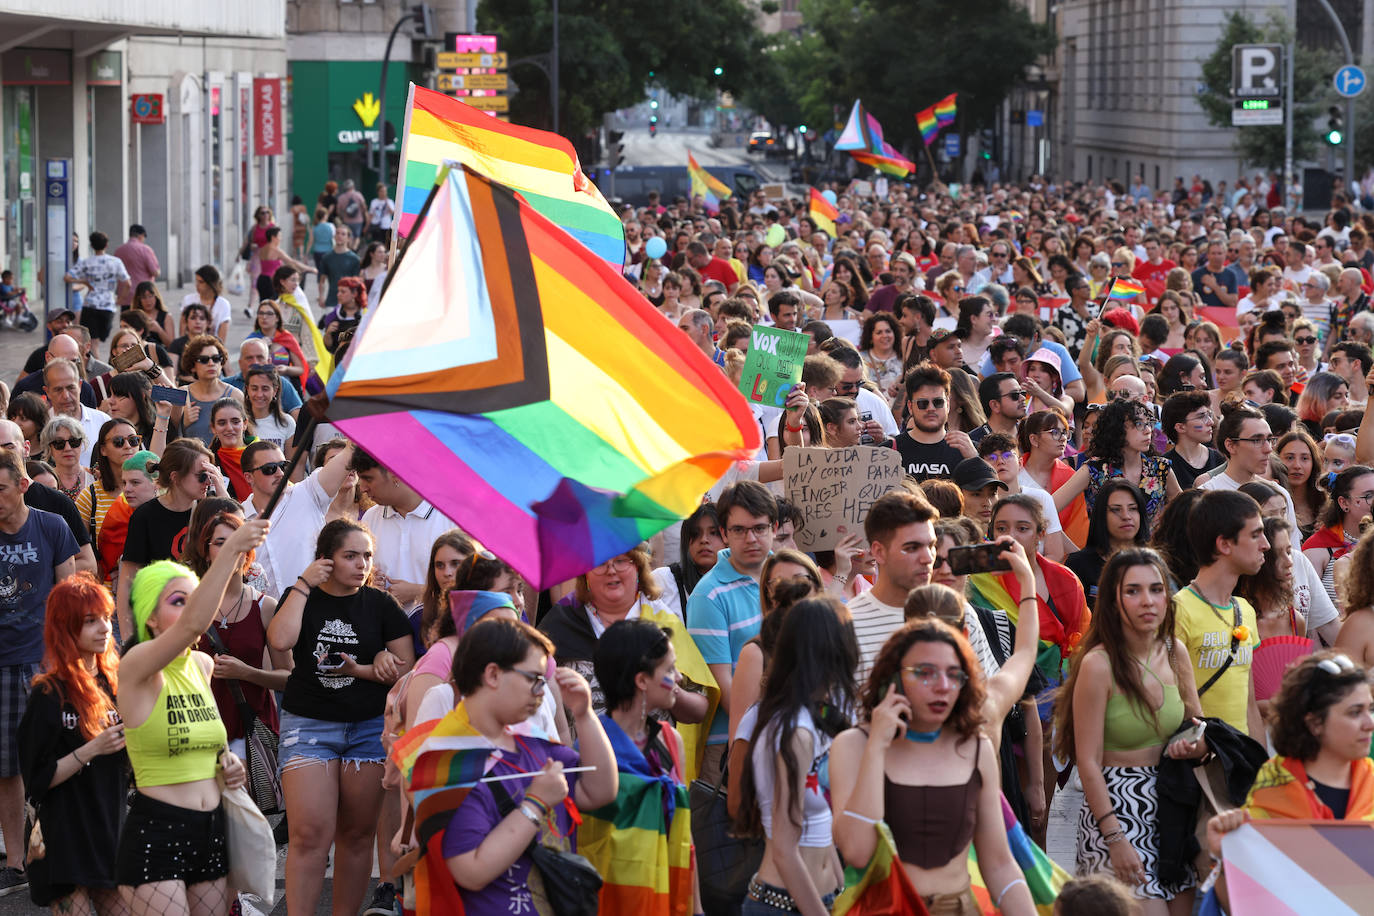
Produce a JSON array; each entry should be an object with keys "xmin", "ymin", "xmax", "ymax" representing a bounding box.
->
[
  {"xmin": 915, "ymin": 106, "xmax": 939, "ymax": 146},
  {"xmin": 809, "ymin": 188, "xmax": 839, "ymax": 238},
  {"xmin": 935, "ymin": 93, "xmax": 958, "ymax": 128},
  {"xmin": 835, "ymin": 100, "xmax": 914, "ymax": 177},
  {"xmin": 327, "ymin": 165, "xmax": 761, "ymax": 589},
  {"xmin": 688, "ymin": 151, "xmax": 732, "ymax": 214},
  {"xmin": 1106, "ymin": 278, "xmax": 1147, "ymax": 300},
  {"xmin": 394, "ymin": 84, "xmax": 625, "ymax": 270}
]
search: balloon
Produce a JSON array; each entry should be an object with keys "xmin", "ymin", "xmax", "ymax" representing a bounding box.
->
[
  {"xmin": 644, "ymin": 236, "xmax": 667, "ymax": 260},
  {"xmin": 822, "ymin": 189, "xmax": 837, "ymax": 205},
  {"xmin": 765, "ymin": 224, "xmax": 787, "ymax": 247}
]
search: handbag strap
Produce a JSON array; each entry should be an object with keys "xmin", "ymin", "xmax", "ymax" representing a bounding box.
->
[
  {"xmin": 202, "ymin": 625, "xmax": 259, "ymax": 729},
  {"xmin": 1196, "ymin": 633, "xmax": 1240, "ymax": 697}
]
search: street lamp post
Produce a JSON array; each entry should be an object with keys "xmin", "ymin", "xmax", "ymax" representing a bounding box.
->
[{"xmin": 376, "ymin": 8, "xmax": 423, "ymax": 192}]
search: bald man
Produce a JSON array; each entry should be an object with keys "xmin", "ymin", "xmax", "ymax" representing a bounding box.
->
[{"xmin": 10, "ymin": 332, "xmax": 99, "ymax": 407}]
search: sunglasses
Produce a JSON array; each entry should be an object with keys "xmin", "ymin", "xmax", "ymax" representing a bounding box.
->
[
  {"xmin": 1294, "ymin": 336, "xmax": 1318, "ymax": 345},
  {"xmin": 108, "ymin": 434, "xmax": 142, "ymax": 449},
  {"xmin": 195, "ymin": 354, "xmax": 224, "ymax": 365},
  {"xmin": 912, "ymin": 397, "xmax": 947, "ymax": 410},
  {"xmin": 1316, "ymin": 654, "xmax": 1356, "ymax": 676},
  {"xmin": 251, "ymin": 460, "xmax": 290, "ymax": 476},
  {"xmin": 50, "ymin": 437, "xmax": 84, "ymax": 450}
]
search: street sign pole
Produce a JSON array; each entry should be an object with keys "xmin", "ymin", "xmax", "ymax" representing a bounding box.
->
[
  {"xmin": 1285, "ymin": 38, "xmax": 1294, "ymax": 209},
  {"xmin": 1313, "ymin": 0, "xmax": 1356, "ymax": 184}
]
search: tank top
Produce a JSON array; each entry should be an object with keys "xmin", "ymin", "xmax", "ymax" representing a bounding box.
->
[
  {"xmin": 885, "ymin": 737, "xmax": 982, "ymax": 868},
  {"xmin": 745, "ymin": 705, "xmax": 834, "ymax": 847},
  {"xmin": 1102, "ymin": 657, "xmax": 1185, "ymax": 752},
  {"xmin": 183, "ymin": 381, "xmax": 233, "ymax": 446},
  {"xmin": 125, "ymin": 650, "xmax": 227, "ymax": 787},
  {"xmin": 197, "ymin": 596, "xmax": 279, "ymax": 741}
]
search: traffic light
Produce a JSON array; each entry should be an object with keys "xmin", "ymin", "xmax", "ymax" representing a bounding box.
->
[
  {"xmin": 649, "ymin": 115, "xmax": 658, "ymax": 124},
  {"xmin": 798, "ymin": 125, "xmax": 808, "ymax": 134},
  {"xmin": 650, "ymin": 99, "xmax": 659, "ymax": 109},
  {"xmin": 713, "ymin": 67, "xmax": 724, "ymax": 77},
  {"xmin": 1327, "ymin": 106, "xmax": 1344, "ymax": 145},
  {"xmin": 607, "ymin": 130, "xmax": 625, "ymax": 168},
  {"xmin": 410, "ymin": 3, "xmax": 436, "ymax": 38}
]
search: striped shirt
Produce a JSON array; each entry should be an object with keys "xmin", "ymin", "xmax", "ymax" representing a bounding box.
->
[
  {"xmin": 845, "ymin": 591, "xmax": 906, "ymax": 686},
  {"xmin": 686, "ymin": 548, "xmax": 762, "ymax": 746}
]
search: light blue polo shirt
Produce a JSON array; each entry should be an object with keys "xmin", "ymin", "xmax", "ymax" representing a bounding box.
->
[
  {"xmin": 686, "ymin": 548, "xmax": 762, "ymax": 745},
  {"xmin": 978, "ymin": 338, "xmax": 1082, "ymax": 384}
]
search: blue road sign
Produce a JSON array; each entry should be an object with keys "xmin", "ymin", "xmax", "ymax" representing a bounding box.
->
[
  {"xmin": 944, "ymin": 133, "xmax": 961, "ymax": 158},
  {"xmin": 1334, "ymin": 65, "xmax": 1366, "ymax": 98},
  {"xmin": 1027, "ymin": 109, "xmax": 1044, "ymax": 127}
]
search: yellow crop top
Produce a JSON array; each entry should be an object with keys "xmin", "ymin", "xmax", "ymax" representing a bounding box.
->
[{"xmin": 125, "ymin": 650, "xmax": 227, "ymax": 787}]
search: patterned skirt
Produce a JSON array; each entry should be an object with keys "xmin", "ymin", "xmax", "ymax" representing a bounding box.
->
[{"xmin": 1075, "ymin": 764, "xmax": 1194, "ymax": 900}]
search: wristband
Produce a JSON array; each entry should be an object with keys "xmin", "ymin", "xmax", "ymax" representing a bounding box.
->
[
  {"xmin": 517, "ymin": 802, "xmax": 542, "ymax": 827},
  {"xmin": 833, "ymin": 573, "xmax": 848, "ymax": 584},
  {"xmin": 784, "ymin": 423, "xmax": 804, "ymax": 433},
  {"xmin": 1019, "ymin": 596, "xmax": 1038, "ymax": 604},
  {"xmin": 72, "ymin": 747, "xmax": 86, "ymax": 766},
  {"xmin": 524, "ymin": 794, "xmax": 551, "ymax": 817},
  {"xmin": 287, "ymin": 586, "xmax": 309, "ymax": 601}
]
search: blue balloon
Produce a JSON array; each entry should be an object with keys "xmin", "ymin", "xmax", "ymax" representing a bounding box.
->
[
  {"xmin": 644, "ymin": 236, "xmax": 668, "ymax": 260},
  {"xmin": 822, "ymin": 189, "xmax": 837, "ymax": 205}
]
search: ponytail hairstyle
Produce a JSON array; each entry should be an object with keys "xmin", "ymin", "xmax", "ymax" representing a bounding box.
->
[{"xmin": 32, "ymin": 573, "xmax": 120, "ymax": 740}]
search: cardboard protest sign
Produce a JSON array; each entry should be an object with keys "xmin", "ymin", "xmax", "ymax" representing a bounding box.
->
[
  {"xmin": 738, "ymin": 325, "xmax": 810, "ymax": 408},
  {"xmin": 783, "ymin": 446, "xmax": 903, "ymax": 550}
]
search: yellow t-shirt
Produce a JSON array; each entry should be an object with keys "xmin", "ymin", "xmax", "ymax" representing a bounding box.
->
[{"xmin": 1173, "ymin": 587, "xmax": 1260, "ymax": 733}]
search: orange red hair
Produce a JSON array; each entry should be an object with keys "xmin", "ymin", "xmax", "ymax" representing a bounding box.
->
[{"xmin": 32, "ymin": 573, "xmax": 120, "ymax": 740}]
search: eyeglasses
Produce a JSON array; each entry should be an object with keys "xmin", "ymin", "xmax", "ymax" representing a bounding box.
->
[
  {"xmin": 1188, "ymin": 411, "xmax": 1214, "ymax": 424},
  {"xmin": 1000, "ymin": 389, "xmax": 1027, "ymax": 402},
  {"xmin": 985, "ymin": 451, "xmax": 1016, "ymax": 463},
  {"xmin": 1316, "ymin": 654, "xmax": 1356, "ymax": 676},
  {"xmin": 506, "ymin": 667, "xmax": 548, "ymax": 695},
  {"xmin": 1229, "ymin": 434, "xmax": 1279, "ymax": 447},
  {"xmin": 726, "ymin": 523, "xmax": 773, "ymax": 540},
  {"xmin": 1039, "ymin": 427, "xmax": 1070, "ymax": 440},
  {"xmin": 195, "ymin": 354, "xmax": 223, "ymax": 365},
  {"xmin": 913, "ymin": 397, "xmax": 947, "ymax": 411},
  {"xmin": 593, "ymin": 556, "xmax": 635, "ymax": 573},
  {"xmin": 1325, "ymin": 433, "xmax": 1358, "ymax": 449},
  {"xmin": 900, "ymin": 664, "xmax": 969, "ymax": 689},
  {"xmin": 108, "ymin": 434, "xmax": 142, "ymax": 449},
  {"xmin": 49, "ymin": 437, "xmax": 84, "ymax": 450},
  {"xmin": 1294, "ymin": 335, "xmax": 1318, "ymax": 345},
  {"xmin": 251, "ymin": 460, "xmax": 290, "ymax": 477},
  {"xmin": 1129, "ymin": 419, "xmax": 1153, "ymax": 432}
]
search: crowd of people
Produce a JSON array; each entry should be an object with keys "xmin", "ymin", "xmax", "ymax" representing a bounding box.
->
[{"xmin": 0, "ymin": 168, "xmax": 1373, "ymax": 916}]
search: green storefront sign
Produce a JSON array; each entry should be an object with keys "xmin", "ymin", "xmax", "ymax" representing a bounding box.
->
[{"xmin": 288, "ymin": 60, "xmax": 416, "ymax": 205}]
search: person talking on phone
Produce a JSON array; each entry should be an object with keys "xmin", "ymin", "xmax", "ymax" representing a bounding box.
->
[
  {"xmin": 116, "ymin": 438, "xmax": 229, "ymax": 641},
  {"xmin": 1053, "ymin": 548, "xmax": 1207, "ymax": 911},
  {"xmin": 267, "ymin": 518, "xmax": 415, "ymax": 916},
  {"xmin": 829, "ymin": 617, "xmax": 1037, "ymax": 915}
]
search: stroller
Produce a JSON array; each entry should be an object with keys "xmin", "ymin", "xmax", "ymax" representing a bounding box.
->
[{"xmin": 0, "ymin": 285, "xmax": 39, "ymax": 332}]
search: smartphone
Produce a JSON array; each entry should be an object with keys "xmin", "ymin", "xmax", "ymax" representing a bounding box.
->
[
  {"xmin": 1177, "ymin": 720, "xmax": 1207, "ymax": 745},
  {"xmin": 318, "ymin": 652, "xmax": 346, "ymax": 670},
  {"xmin": 859, "ymin": 410, "xmax": 874, "ymax": 445},
  {"xmin": 947, "ymin": 542, "xmax": 1012, "ymax": 576},
  {"xmin": 151, "ymin": 385, "xmax": 188, "ymax": 405}
]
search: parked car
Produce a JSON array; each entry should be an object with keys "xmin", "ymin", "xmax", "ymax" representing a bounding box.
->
[{"xmin": 748, "ymin": 131, "xmax": 778, "ymax": 155}]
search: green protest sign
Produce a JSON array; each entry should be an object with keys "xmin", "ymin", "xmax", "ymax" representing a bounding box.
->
[{"xmin": 737, "ymin": 324, "xmax": 810, "ymax": 408}]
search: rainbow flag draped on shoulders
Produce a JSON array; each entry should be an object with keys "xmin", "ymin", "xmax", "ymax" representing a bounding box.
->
[
  {"xmin": 580, "ymin": 714, "xmax": 693, "ymax": 916},
  {"xmin": 834, "ymin": 822, "xmax": 930, "ymax": 915},
  {"xmin": 394, "ymin": 84, "xmax": 625, "ymax": 270},
  {"xmin": 637, "ymin": 599, "xmax": 718, "ymax": 783},
  {"xmin": 834, "ymin": 100, "xmax": 914, "ymax": 177},
  {"xmin": 325, "ymin": 164, "xmax": 760, "ymax": 589},
  {"xmin": 687, "ymin": 151, "xmax": 732, "ymax": 214}
]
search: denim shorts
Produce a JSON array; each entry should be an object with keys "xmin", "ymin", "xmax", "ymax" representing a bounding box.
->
[{"xmin": 278, "ymin": 710, "xmax": 386, "ymax": 771}]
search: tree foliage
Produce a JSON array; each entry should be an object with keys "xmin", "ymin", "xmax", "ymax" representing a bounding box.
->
[
  {"xmin": 1196, "ymin": 11, "xmax": 1339, "ymax": 169},
  {"xmin": 477, "ymin": 0, "xmax": 766, "ymax": 138},
  {"xmin": 742, "ymin": 0, "xmax": 1054, "ymax": 151}
]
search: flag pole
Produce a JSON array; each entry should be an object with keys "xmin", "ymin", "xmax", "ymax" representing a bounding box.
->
[
  {"xmin": 260, "ymin": 166, "xmax": 457, "ymax": 522},
  {"xmin": 922, "ymin": 141, "xmax": 940, "ymax": 184}
]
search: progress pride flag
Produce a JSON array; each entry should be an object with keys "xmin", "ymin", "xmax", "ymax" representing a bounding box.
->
[{"xmin": 254, "ymin": 78, "xmax": 283, "ymax": 156}]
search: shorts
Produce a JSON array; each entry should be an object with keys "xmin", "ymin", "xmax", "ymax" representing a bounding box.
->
[
  {"xmin": 278, "ymin": 710, "xmax": 385, "ymax": 771},
  {"xmin": 80, "ymin": 306, "xmax": 115, "ymax": 342},
  {"xmin": 115, "ymin": 793, "xmax": 229, "ymax": 887},
  {"xmin": 0, "ymin": 663, "xmax": 38, "ymax": 778}
]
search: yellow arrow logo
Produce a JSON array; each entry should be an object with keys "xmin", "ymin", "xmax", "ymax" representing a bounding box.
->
[{"xmin": 353, "ymin": 92, "xmax": 381, "ymax": 127}]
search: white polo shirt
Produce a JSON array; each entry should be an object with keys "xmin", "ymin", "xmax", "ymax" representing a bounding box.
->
[
  {"xmin": 361, "ymin": 499, "xmax": 457, "ymax": 612},
  {"xmin": 74, "ymin": 405, "xmax": 111, "ymax": 468}
]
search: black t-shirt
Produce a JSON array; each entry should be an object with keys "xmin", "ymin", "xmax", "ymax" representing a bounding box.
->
[
  {"xmin": 1065, "ymin": 548, "xmax": 1107, "ymax": 610},
  {"xmin": 122, "ymin": 497, "xmax": 191, "ymax": 565},
  {"xmin": 1191, "ymin": 266, "xmax": 1238, "ymax": 309},
  {"xmin": 893, "ymin": 431, "xmax": 965, "ymax": 481},
  {"xmin": 282, "ymin": 585, "xmax": 412, "ymax": 722},
  {"xmin": 25, "ymin": 481, "xmax": 91, "ymax": 547},
  {"xmin": 1164, "ymin": 446, "xmax": 1227, "ymax": 491}
]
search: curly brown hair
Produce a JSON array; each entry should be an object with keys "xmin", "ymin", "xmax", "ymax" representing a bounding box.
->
[
  {"xmin": 178, "ymin": 333, "xmax": 229, "ymax": 379},
  {"xmin": 862, "ymin": 619, "xmax": 986, "ymax": 740},
  {"xmin": 1268, "ymin": 651, "xmax": 1374, "ymax": 761}
]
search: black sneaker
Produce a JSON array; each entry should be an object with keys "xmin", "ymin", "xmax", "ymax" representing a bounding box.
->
[
  {"xmin": 0, "ymin": 866, "xmax": 27, "ymax": 897},
  {"xmin": 362, "ymin": 881, "xmax": 398, "ymax": 916}
]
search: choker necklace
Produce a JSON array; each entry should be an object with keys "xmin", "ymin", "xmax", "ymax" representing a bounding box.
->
[{"xmin": 905, "ymin": 727, "xmax": 941, "ymax": 743}]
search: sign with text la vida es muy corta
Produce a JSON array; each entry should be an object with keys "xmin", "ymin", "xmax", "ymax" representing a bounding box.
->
[
  {"xmin": 738, "ymin": 325, "xmax": 810, "ymax": 407},
  {"xmin": 783, "ymin": 446, "xmax": 904, "ymax": 551}
]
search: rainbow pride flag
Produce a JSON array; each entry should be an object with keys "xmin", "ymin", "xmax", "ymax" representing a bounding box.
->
[
  {"xmin": 969, "ymin": 795, "xmax": 1070, "ymax": 914},
  {"xmin": 915, "ymin": 106, "xmax": 939, "ymax": 146},
  {"xmin": 810, "ymin": 188, "xmax": 839, "ymax": 238},
  {"xmin": 326, "ymin": 164, "xmax": 760, "ymax": 589},
  {"xmin": 1106, "ymin": 277, "xmax": 1147, "ymax": 300},
  {"xmin": 580, "ymin": 715, "xmax": 693, "ymax": 916},
  {"xmin": 835, "ymin": 100, "xmax": 915, "ymax": 177},
  {"xmin": 688, "ymin": 151, "xmax": 732, "ymax": 213},
  {"xmin": 834, "ymin": 822, "xmax": 928, "ymax": 916},
  {"xmin": 393, "ymin": 84, "xmax": 625, "ymax": 270},
  {"xmin": 935, "ymin": 93, "xmax": 958, "ymax": 128}
]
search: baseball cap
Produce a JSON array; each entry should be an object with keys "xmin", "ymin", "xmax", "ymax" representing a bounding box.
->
[
  {"xmin": 928, "ymin": 327, "xmax": 967, "ymax": 346},
  {"xmin": 953, "ymin": 457, "xmax": 1007, "ymax": 493},
  {"xmin": 46, "ymin": 308, "xmax": 76, "ymax": 324}
]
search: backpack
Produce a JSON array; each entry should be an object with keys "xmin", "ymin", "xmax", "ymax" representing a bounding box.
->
[{"xmin": 344, "ymin": 196, "xmax": 362, "ymax": 220}]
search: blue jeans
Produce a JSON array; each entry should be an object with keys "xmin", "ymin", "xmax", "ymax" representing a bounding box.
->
[
  {"xmin": 741, "ymin": 878, "xmax": 837, "ymax": 915},
  {"xmin": 278, "ymin": 710, "xmax": 385, "ymax": 772}
]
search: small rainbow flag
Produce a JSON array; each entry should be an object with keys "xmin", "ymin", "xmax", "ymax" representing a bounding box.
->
[
  {"xmin": 393, "ymin": 84, "xmax": 625, "ymax": 271},
  {"xmin": 809, "ymin": 188, "xmax": 839, "ymax": 239},
  {"xmin": 915, "ymin": 106, "xmax": 939, "ymax": 146},
  {"xmin": 687, "ymin": 151, "xmax": 732, "ymax": 214},
  {"xmin": 969, "ymin": 795, "xmax": 1070, "ymax": 915},
  {"xmin": 935, "ymin": 93, "xmax": 958, "ymax": 128},
  {"xmin": 1106, "ymin": 277, "xmax": 1147, "ymax": 300}
]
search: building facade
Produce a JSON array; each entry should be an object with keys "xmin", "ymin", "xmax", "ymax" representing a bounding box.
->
[{"xmin": 0, "ymin": 2, "xmax": 288, "ymax": 306}]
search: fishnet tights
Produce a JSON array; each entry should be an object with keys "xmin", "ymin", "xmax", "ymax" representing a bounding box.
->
[
  {"xmin": 51, "ymin": 886, "xmax": 131, "ymax": 916},
  {"xmin": 127, "ymin": 878, "xmax": 231, "ymax": 916}
]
